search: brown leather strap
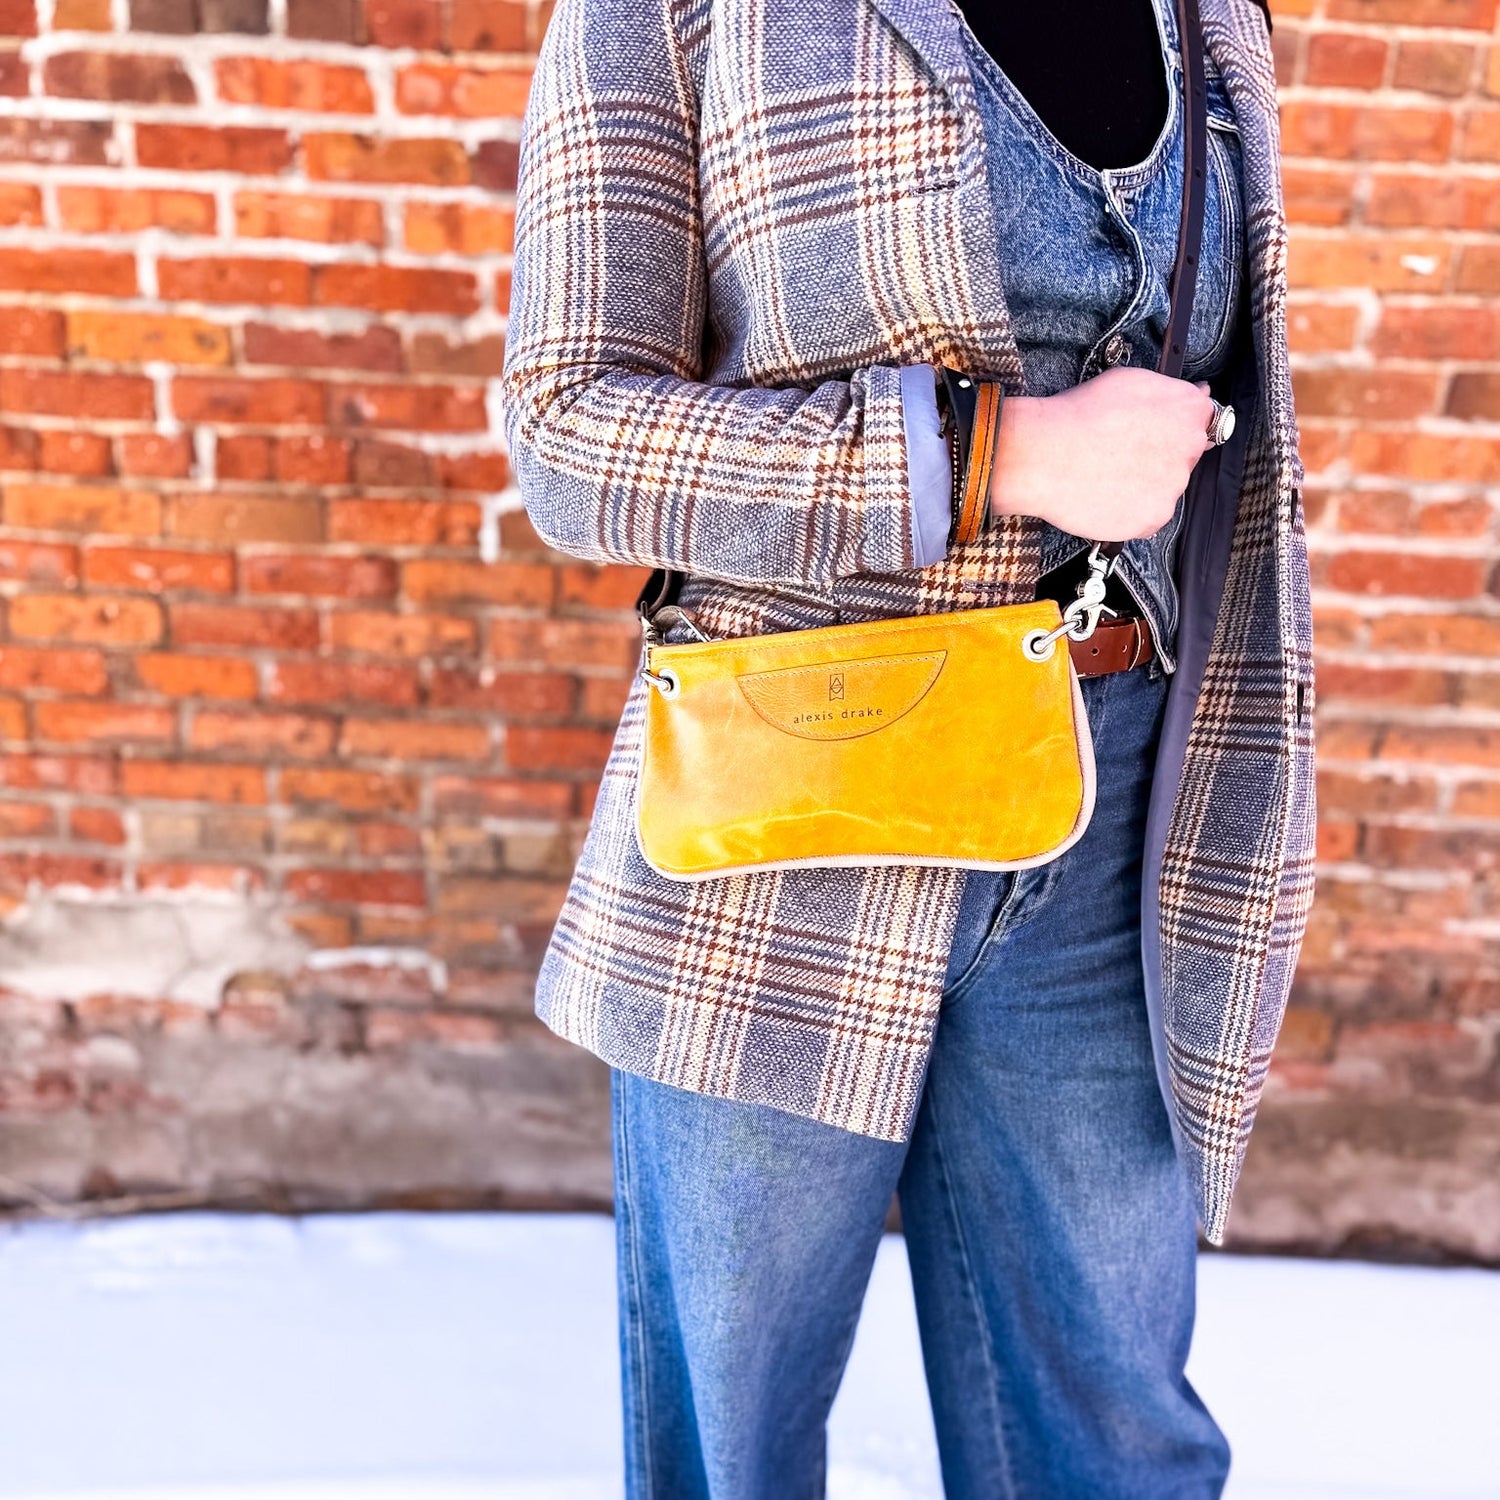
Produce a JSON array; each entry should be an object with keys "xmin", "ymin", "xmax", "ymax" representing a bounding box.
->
[
  {"xmin": 953, "ymin": 378, "xmax": 1000, "ymax": 544},
  {"xmin": 1097, "ymin": 0, "xmax": 1208, "ymax": 569},
  {"xmin": 1068, "ymin": 615, "xmax": 1155, "ymax": 678}
]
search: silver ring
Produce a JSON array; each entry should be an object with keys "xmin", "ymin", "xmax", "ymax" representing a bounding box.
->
[{"xmin": 1207, "ymin": 399, "xmax": 1236, "ymax": 446}]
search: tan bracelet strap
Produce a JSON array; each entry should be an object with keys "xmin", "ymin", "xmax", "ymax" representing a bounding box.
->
[{"xmin": 953, "ymin": 379, "xmax": 1000, "ymax": 546}]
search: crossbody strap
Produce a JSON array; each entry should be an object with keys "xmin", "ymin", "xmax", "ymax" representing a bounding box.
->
[{"xmin": 638, "ymin": 0, "xmax": 1210, "ymax": 635}]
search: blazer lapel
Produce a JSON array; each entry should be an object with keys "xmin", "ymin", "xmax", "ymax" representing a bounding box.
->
[{"xmin": 861, "ymin": 0, "xmax": 974, "ymax": 106}]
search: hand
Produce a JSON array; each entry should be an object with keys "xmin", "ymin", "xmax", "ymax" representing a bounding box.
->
[{"xmin": 987, "ymin": 369, "xmax": 1218, "ymax": 541}]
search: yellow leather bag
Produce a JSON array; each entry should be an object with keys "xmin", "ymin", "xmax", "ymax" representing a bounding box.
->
[{"xmin": 634, "ymin": 594, "xmax": 1095, "ymax": 882}]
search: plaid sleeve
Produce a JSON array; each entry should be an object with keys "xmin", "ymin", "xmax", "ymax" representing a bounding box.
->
[{"xmin": 499, "ymin": 0, "xmax": 918, "ymax": 589}]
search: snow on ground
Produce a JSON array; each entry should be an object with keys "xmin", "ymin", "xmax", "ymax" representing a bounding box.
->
[{"xmin": 0, "ymin": 1213, "xmax": 1496, "ymax": 1500}]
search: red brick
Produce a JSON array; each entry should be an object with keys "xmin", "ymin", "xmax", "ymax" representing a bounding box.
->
[
  {"xmin": 58, "ymin": 187, "xmax": 216, "ymax": 237},
  {"xmin": 122, "ymin": 759, "xmax": 266, "ymax": 802},
  {"xmin": 1461, "ymin": 109, "xmax": 1500, "ymax": 163},
  {"xmin": 83, "ymin": 544, "xmax": 235, "ymax": 594},
  {"xmin": 137, "ymin": 124, "xmax": 293, "ymax": 174},
  {"xmin": 272, "ymin": 436, "xmax": 352, "ymax": 485},
  {"xmin": 0, "ymin": 0, "xmax": 36, "ymax": 36},
  {"xmin": 1457, "ymin": 244, "xmax": 1500, "ymax": 293},
  {"xmin": 1349, "ymin": 430, "xmax": 1500, "ymax": 482},
  {"xmin": 1325, "ymin": 0, "xmax": 1497, "ymax": 27},
  {"xmin": 487, "ymin": 616, "xmax": 640, "ymax": 670},
  {"xmin": 243, "ymin": 322, "xmax": 402, "ymax": 373},
  {"xmin": 0, "ymin": 370, "xmax": 155, "ymax": 421},
  {"xmin": 304, "ymin": 133, "xmax": 470, "ymax": 186},
  {"xmin": 0, "ymin": 538, "xmax": 78, "ymax": 584},
  {"xmin": 408, "ymin": 332, "xmax": 507, "ymax": 378},
  {"xmin": 0, "ymin": 645, "xmax": 109, "ymax": 695},
  {"xmin": 401, "ymin": 558, "xmax": 553, "ymax": 608},
  {"xmin": 365, "ymin": 0, "xmax": 442, "ymax": 48},
  {"xmin": 269, "ymin": 658, "xmax": 419, "ymax": 708},
  {"xmin": 428, "ymin": 667, "xmax": 573, "ymax": 716},
  {"xmin": 215, "ymin": 435, "xmax": 271, "ymax": 482},
  {"xmin": 0, "ymin": 307, "xmax": 64, "ymax": 357},
  {"xmin": 44, "ymin": 51, "xmax": 195, "ymax": 103},
  {"xmin": 0, "ymin": 181, "xmax": 40, "ymax": 225},
  {"xmin": 1318, "ymin": 550, "xmax": 1488, "ymax": 598},
  {"xmin": 353, "ymin": 440, "xmax": 435, "ymax": 489},
  {"xmin": 1447, "ymin": 372, "xmax": 1500, "ymax": 421},
  {"xmin": 33, "ymin": 700, "xmax": 174, "ymax": 744},
  {"xmin": 0, "ymin": 246, "xmax": 135, "ymax": 297},
  {"xmin": 287, "ymin": 865, "xmax": 428, "ymax": 907},
  {"xmin": 395, "ymin": 63, "xmax": 531, "ymax": 117},
  {"xmin": 0, "ymin": 119, "xmax": 110, "ymax": 166},
  {"xmin": 1305, "ymin": 32, "xmax": 1388, "ymax": 87},
  {"xmin": 1367, "ymin": 172, "xmax": 1500, "ymax": 230},
  {"xmin": 118, "ymin": 433, "xmax": 194, "ymax": 479},
  {"xmin": 1282, "ymin": 165, "xmax": 1358, "ymax": 226},
  {"xmin": 242, "ymin": 552, "xmax": 396, "ymax": 598},
  {"xmin": 4, "ymin": 482, "xmax": 160, "ymax": 536},
  {"xmin": 0, "ymin": 799, "xmax": 55, "ymax": 838},
  {"xmin": 554, "ymin": 564, "xmax": 645, "ymax": 611},
  {"xmin": 327, "ymin": 382, "xmax": 487, "ymax": 431},
  {"xmin": 1292, "ymin": 368, "xmax": 1442, "ymax": 421},
  {"xmin": 169, "ymin": 602, "xmax": 320, "ymax": 650},
  {"xmin": 172, "ymin": 376, "xmax": 324, "ymax": 426},
  {"xmin": 168, "ymin": 492, "xmax": 323, "ymax": 544},
  {"xmin": 9, "ymin": 592, "xmax": 164, "ymax": 646},
  {"xmin": 0, "ymin": 752, "xmax": 115, "ymax": 794},
  {"xmin": 134, "ymin": 653, "xmax": 258, "ymax": 699},
  {"xmin": 1284, "ymin": 301, "xmax": 1368, "ymax": 354},
  {"xmin": 67, "ymin": 310, "xmax": 231, "ymax": 367},
  {"xmin": 314, "ymin": 263, "xmax": 481, "ymax": 316},
  {"xmin": 189, "ymin": 709, "xmax": 336, "ymax": 758},
  {"xmin": 39, "ymin": 431, "xmax": 113, "ymax": 478},
  {"xmin": 233, "ymin": 192, "xmax": 384, "ymax": 246},
  {"xmin": 439, "ymin": 453, "xmax": 511, "ymax": 493},
  {"xmin": 505, "ymin": 724, "xmax": 612, "ymax": 772},
  {"xmin": 69, "ymin": 805, "xmax": 125, "ymax": 844},
  {"xmin": 1280, "ymin": 101, "xmax": 1454, "ymax": 161},
  {"xmin": 327, "ymin": 498, "xmax": 480, "ymax": 546},
  {"xmin": 327, "ymin": 610, "xmax": 476, "ymax": 656},
  {"xmin": 53, "ymin": 0, "xmax": 112, "ymax": 29},
  {"xmin": 215, "ymin": 56, "xmax": 374, "ymax": 112},
  {"xmin": 1289, "ymin": 231, "xmax": 1451, "ymax": 290},
  {"xmin": 1393, "ymin": 38, "xmax": 1477, "ymax": 94},
  {"xmin": 1373, "ymin": 303, "xmax": 1500, "ymax": 359},
  {"xmin": 450, "ymin": 0, "xmax": 527, "ymax": 51},
  {"xmin": 341, "ymin": 717, "xmax": 491, "ymax": 760},
  {"xmin": 158, "ymin": 257, "xmax": 312, "ymax": 306},
  {"xmin": 282, "ymin": 765, "xmax": 419, "ymax": 812},
  {"xmin": 431, "ymin": 774, "xmax": 571, "ymax": 819},
  {"xmin": 403, "ymin": 201, "xmax": 514, "ymax": 257},
  {"xmin": 0, "ymin": 850, "xmax": 120, "ymax": 890}
]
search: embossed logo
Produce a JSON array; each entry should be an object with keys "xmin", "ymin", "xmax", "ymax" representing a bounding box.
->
[{"xmin": 736, "ymin": 651, "xmax": 947, "ymax": 741}]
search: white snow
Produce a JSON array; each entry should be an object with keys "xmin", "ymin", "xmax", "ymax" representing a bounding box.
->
[{"xmin": 0, "ymin": 1213, "xmax": 1495, "ymax": 1500}]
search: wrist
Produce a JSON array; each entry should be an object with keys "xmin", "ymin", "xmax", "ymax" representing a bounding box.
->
[{"xmin": 987, "ymin": 395, "xmax": 1050, "ymax": 523}]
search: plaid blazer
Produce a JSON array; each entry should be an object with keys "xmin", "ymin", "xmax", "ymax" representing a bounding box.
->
[{"xmin": 500, "ymin": 0, "xmax": 1315, "ymax": 1244}]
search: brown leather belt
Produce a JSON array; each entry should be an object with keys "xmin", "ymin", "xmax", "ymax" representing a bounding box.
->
[{"xmin": 1068, "ymin": 615, "xmax": 1154, "ymax": 678}]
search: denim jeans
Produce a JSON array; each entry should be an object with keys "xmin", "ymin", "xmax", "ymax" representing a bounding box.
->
[{"xmin": 610, "ymin": 665, "xmax": 1231, "ymax": 1499}]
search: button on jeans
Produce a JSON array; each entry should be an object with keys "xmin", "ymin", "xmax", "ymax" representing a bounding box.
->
[{"xmin": 609, "ymin": 665, "xmax": 1231, "ymax": 1499}]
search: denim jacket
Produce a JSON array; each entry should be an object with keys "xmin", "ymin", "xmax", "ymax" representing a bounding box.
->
[{"xmin": 904, "ymin": 0, "xmax": 1247, "ymax": 672}]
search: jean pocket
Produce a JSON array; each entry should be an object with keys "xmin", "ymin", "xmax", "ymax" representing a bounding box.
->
[{"xmin": 941, "ymin": 869, "xmax": 1019, "ymax": 1000}]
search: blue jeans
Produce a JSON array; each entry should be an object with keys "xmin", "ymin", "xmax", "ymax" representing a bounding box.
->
[{"xmin": 610, "ymin": 666, "xmax": 1231, "ymax": 1498}]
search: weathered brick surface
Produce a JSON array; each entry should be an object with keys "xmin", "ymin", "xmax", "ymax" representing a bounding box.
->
[{"xmin": 0, "ymin": 0, "xmax": 1497, "ymax": 1256}]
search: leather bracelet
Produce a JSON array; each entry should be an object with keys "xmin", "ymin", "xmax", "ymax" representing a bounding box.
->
[{"xmin": 935, "ymin": 363, "xmax": 1002, "ymax": 547}]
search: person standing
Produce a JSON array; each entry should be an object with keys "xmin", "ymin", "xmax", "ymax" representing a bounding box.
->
[{"xmin": 501, "ymin": 0, "xmax": 1311, "ymax": 1493}]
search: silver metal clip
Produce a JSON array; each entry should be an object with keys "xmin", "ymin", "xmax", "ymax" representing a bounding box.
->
[
  {"xmin": 639, "ymin": 606, "xmax": 712, "ymax": 695},
  {"xmin": 1022, "ymin": 544, "xmax": 1118, "ymax": 662}
]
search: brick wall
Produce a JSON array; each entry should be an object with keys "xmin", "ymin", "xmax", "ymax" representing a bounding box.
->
[{"xmin": 0, "ymin": 0, "xmax": 1496, "ymax": 1258}]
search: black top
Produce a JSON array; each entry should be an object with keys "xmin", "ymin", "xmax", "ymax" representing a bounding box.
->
[{"xmin": 953, "ymin": 0, "xmax": 1170, "ymax": 170}]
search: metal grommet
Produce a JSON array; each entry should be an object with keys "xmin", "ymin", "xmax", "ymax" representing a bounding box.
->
[
  {"xmin": 641, "ymin": 666, "xmax": 680, "ymax": 697},
  {"xmin": 1021, "ymin": 629, "xmax": 1057, "ymax": 663}
]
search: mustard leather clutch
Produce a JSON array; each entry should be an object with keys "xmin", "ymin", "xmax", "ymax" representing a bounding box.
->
[{"xmin": 634, "ymin": 599, "xmax": 1095, "ymax": 882}]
